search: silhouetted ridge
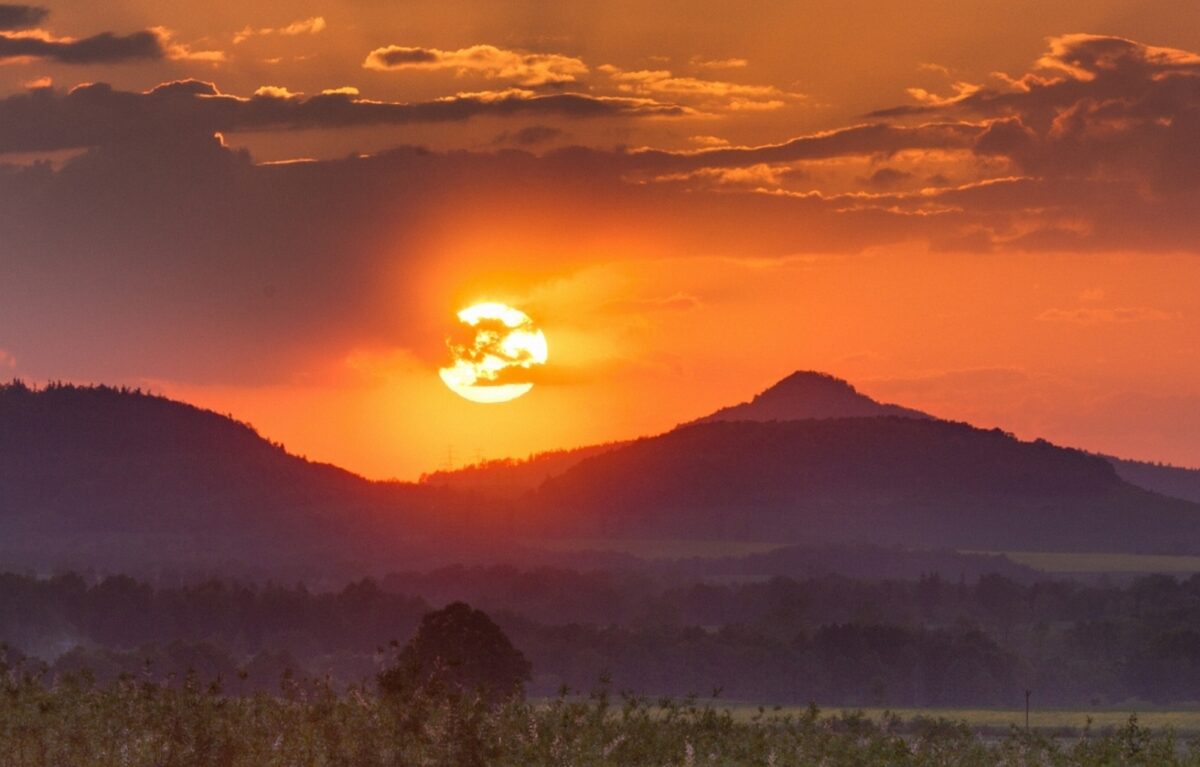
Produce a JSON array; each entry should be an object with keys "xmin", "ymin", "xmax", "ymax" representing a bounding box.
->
[
  {"xmin": 697, "ymin": 370, "xmax": 930, "ymax": 423},
  {"xmin": 425, "ymin": 371, "xmax": 933, "ymax": 495},
  {"xmin": 0, "ymin": 382, "xmax": 473, "ymax": 576},
  {"xmin": 528, "ymin": 417, "xmax": 1200, "ymax": 553},
  {"xmin": 1107, "ymin": 455, "xmax": 1200, "ymax": 504}
]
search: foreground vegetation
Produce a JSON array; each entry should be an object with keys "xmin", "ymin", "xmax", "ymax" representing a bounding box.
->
[{"xmin": 4, "ymin": 670, "xmax": 1200, "ymax": 767}]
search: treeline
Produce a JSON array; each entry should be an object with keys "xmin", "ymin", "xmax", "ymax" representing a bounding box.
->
[{"xmin": 6, "ymin": 568, "xmax": 1200, "ymax": 705}]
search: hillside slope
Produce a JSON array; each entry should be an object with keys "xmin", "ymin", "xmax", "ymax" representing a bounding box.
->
[
  {"xmin": 0, "ymin": 383, "xmax": 471, "ymax": 575},
  {"xmin": 1107, "ymin": 457, "xmax": 1200, "ymax": 504},
  {"xmin": 527, "ymin": 418, "xmax": 1200, "ymax": 554},
  {"xmin": 424, "ymin": 371, "xmax": 931, "ymax": 495}
]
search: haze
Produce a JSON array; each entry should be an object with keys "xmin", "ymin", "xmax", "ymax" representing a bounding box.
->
[{"xmin": 2, "ymin": 0, "xmax": 1199, "ymax": 479}]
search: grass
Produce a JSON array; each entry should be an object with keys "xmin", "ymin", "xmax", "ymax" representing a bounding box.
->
[
  {"xmin": 725, "ymin": 704, "xmax": 1200, "ymax": 735},
  {"xmin": 7, "ymin": 668, "xmax": 1200, "ymax": 766}
]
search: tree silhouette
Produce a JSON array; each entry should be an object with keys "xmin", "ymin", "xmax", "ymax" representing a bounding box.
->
[{"xmin": 378, "ymin": 602, "xmax": 531, "ymax": 702}]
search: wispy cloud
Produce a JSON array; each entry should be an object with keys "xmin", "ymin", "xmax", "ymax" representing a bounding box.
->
[
  {"xmin": 363, "ymin": 43, "xmax": 587, "ymax": 86},
  {"xmin": 234, "ymin": 16, "xmax": 326, "ymax": 44},
  {"xmin": 600, "ymin": 64, "xmax": 798, "ymax": 111},
  {"xmin": 1038, "ymin": 307, "xmax": 1177, "ymax": 324}
]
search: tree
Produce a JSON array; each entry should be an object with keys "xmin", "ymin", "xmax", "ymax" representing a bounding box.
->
[{"xmin": 378, "ymin": 602, "xmax": 531, "ymax": 702}]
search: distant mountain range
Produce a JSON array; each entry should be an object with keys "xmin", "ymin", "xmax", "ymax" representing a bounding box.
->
[{"xmin": 3, "ymin": 372, "xmax": 1200, "ymax": 578}]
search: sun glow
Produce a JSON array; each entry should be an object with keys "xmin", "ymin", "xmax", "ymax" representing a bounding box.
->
[{"xmin": 438, "ymin": 302, "xmax": 548, "ymax": 403}]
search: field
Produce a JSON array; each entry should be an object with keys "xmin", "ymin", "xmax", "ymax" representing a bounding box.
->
[
  {"xmin": 6, "ymin": 670, "xmax": 1200, "ymax": 767},
  {"xmin": 727, "ymin": 704, "xmax": 1200, "ymax": 735},
  {"xmin": 988, "ymin": 551, "xmax": 1200, "ymax": 575}
]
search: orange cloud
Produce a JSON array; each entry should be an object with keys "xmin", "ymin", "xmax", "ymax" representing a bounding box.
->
[
  {"xmin": 363, "ymin": 44, "xmax": 587, "ymax": 86},
  {"xmin": 691, "ymin": 56, "xmax": 749, "ymax": 70},
  {"xmin": 1037, "ymin": 307, "xmax": 1176, "ymax": 324},
  {"xmin": 233, "ymin": 16, "xmax": 326, "ymax": 44},
  {"xmin": 152, "ymin": 27, "xmax": 226, "ymax": 63},
  {"xmin": 600, "ymin": 64, "xmax": 798, "ymax": 110}
]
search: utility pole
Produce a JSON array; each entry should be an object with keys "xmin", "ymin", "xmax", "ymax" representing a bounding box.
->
[{"xmin": 1025, "ymin": 689, "xmax": 1031, "ymax": 732}]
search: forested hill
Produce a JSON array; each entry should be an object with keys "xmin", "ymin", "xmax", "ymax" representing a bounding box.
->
[
  {"xmin": 0, "ymin": 382, "xmax": 470, "ymax": 575},
  {"xmin": 528, "ymin": 417, "xmax": 1200, "ymax": 553},
  {"xmin": 422, "ymin": 371, "xmax": 930, "ymax": 495},
  {"xmin": 1108, "ymin": 456, "xmax": 1200, "ymax": 504}
]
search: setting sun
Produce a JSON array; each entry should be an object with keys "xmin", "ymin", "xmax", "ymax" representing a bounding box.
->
[{"xmin": 438, "ymin": 302, "xmax": 549, "ymax": 403}]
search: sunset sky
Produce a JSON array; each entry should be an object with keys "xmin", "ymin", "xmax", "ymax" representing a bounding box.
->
[{"xmin": 2, "ymin": 0, "xmax": 1199, "ymax": 479}]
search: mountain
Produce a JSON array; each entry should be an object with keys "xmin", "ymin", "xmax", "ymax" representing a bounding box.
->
[
  {"xmin": 0, "ymin": 382, "xmax": 481, "ymax": 577},
  {"xmin": 423, "ymin": 371, "xmax": 930, "ymax": 495},
  {"xmin": 6, "ymin": 375, "xmax": 1198, "ymax": 580},
  {"xmin": 525, "ymin": 417, "xmax": 1200, "ymax": 554},
  {"xmin": 1107, "ymin": 457, "xmax": 1200, "ymax": 505},
  {"xmin": 695, "ymin": 370, "xmax": 930, "ymax": 423}
]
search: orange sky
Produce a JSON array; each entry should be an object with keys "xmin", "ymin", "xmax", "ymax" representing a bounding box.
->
[{"xmin": 1, "ymin": 1, "xmax": 1199, "ymax": 478}]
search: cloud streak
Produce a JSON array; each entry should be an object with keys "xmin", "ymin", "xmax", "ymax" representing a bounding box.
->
[
  {"xmin": 0, "ymin": 80, "xmax": 687, "ymax": 153},
  {"xmin": 0, "ymin": 28, "xmax": 162, "ymax": 64},
  {"xmin": 364, "ymin": 44, "xmax": 588, "ymax": 86},
  {"xmin": 234, "ymin": 16, "xmax": 326, "ymax": 44},
  {"xmin": 0, "ymin": 4, "xmax": 46, "ymax": 30}
]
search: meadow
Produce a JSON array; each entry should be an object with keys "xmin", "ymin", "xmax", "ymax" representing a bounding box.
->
[
  {"xmin": 728, "ymin": 704, "xmax": 1200, "ymax": 735},
  {"xmin": 4, "ymin": 670, "xmax": 1200, "ymax": 767}
]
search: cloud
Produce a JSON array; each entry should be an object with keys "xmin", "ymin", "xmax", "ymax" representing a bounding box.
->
[
  {"xmin": 600, "ymin": 64, "xmax": 797, "ymax": 110},
  {"xmin": 363, "ymin": 44, "xmax": 587, "ymax": 86},
  {"xmin": 0, "ymin": 132, "xmax": 956, "ymax": 384},
  {"xmin": 494, "ymin": 124, "xmax": 566, "ymax": 146},
  {"xmin": 254, "ymin": 84, "xmax": 302, "ymax": 99},
  {"xmin": 865, "ymin": 166, "xmax": 913, "ymax": 188},
  {"xmin": 152, "ymin": 27, "xmax": 226, "ymax": 63},
  {"xmin": 0, "ymin": 79, "xmax": 687, "ymax": 153},
  {"xmin": 869, "ymin": 34, "xmax": 1200, "ymax": 194},
  {"xmin": 1037, "ymin": 307, "xmax": 1176, "ymax": 324},
  {"xmin": 0, "ymin": 348, "xmax": 15, "ymax": 370},
  {"xmin": 0, "ymin": 4, "xmax": 46, "ymax": 30},
  {"xmin": 587, "ymin": 33, "xmax": 1200, "ymax": 253},
  {"xmin": 234, "ymin": 16, "xmax": 326, "ymax": 44},
  {"xmin": 655, "ymin": 163, "xmax": 791, "ymax": 189},
  {"xmin": 618, "ymin": 121, "xmax": 985, "ymax": 174},
  {"xmin": 691, "ymin": 56, "xmax": 748, "ymax": 69},
  {"xmin": 0, "ymin": 28, "xmax": 162, "ymax": 64}
]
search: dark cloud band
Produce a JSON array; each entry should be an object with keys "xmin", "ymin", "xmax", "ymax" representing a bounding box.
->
[
  {"xmin": 0, "ymin": 80, "xmax": 686, "ymax": 153},
  {"xmin": 0, "ymin": 29, "xmax": 162, "ymax": 63},
  {"xmin": 0, "ymin": 4, "xmax": 46, "ymax": 30}
]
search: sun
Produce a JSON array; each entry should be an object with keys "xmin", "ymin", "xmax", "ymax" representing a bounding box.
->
[{"xmin": 438, "ymin": 302, "xmax": 549, "ymax": 403}]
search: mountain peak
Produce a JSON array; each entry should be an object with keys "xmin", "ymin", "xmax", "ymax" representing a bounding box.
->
[
  {"xmin": 759, "ymin": 370, "xmax": 865, "ymax": 399},
  {"xmin": 696, "ymin": 370, "xmax": 930, "ymax": 424}
]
